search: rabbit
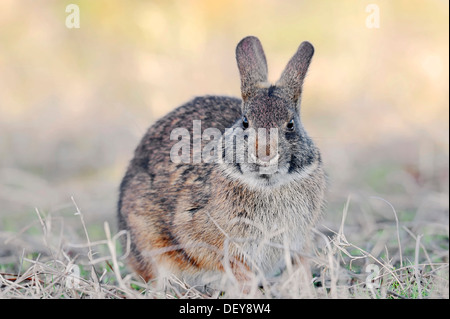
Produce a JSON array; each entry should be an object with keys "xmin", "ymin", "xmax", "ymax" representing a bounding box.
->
[{"xmin": 117, "ymin": 36, "xmax": 326, "ymax": 290}]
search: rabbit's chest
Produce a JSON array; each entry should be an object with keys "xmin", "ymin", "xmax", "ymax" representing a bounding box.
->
[{"xmin": 229, "ymin": 195, "xmax": 312, "ymax": 276}]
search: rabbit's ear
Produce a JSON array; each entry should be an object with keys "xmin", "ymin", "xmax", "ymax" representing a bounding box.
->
[
  {"xmin": 236, "ymin": 36, "xmax": 268, "ymax": 101},
  {"xmin": 276, "ymin": 41, "xmax": 314, "ymax": 107}
]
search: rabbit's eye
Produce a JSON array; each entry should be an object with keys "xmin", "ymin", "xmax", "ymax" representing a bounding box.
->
[
  {"xmin": 287, "ymin": 118, "xmax": 295, "ymax": 131},
  {"xmin": 242, "ymin": 116, "xmax": 249, "ymax": 129}
]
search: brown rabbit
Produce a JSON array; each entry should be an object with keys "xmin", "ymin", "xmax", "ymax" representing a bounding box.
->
[{"xmin": 118, "ymin": 36, "xmax": 326, "ymax": 289}]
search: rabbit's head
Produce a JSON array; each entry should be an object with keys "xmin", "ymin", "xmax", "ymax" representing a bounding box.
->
[{"xmin": 220, "ymin": 36, "xmax": 320, "ymax": 189}]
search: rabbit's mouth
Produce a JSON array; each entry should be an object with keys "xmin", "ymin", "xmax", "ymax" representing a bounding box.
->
[
  {"xmin": 249, "ymin": 152, "xmax": 280, "ymax": 167},
  {"xmin": 222, "ymin": 157, "xmax": 306, "ymax": 189},
  {"xmin": 239, "ymin": 159, "xmax": 288, "ymax": 182},
  {"xmin": 244, "ymin": 167, "xmax": 291, "ymax": 188},
  {"xmin": 243, "ymin": 153, "xmax": 281, "ymax": 177}
]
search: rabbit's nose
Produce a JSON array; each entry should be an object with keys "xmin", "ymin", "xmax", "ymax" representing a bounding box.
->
[
  {"xmin": 258, "ymin": 147, "xmax": 276, "ymax": 162},
  {"xmin": 259, "ymin": 154, "xmax": 274, "ymax": 162},
  {"xmin": 255, "ymin": 136, "xmax": 279, "ymax": 164},
  {"xmin": 257, "ymin": 152, "xmax": 279, "ymax": 165}
]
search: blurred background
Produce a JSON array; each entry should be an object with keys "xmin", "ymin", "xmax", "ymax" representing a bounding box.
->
[{"xmin": 0, "ymin": 0, "xmax": 448, "ymax": 251}]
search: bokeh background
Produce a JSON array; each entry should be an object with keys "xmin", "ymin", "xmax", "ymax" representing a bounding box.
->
[{"xmin": 0, "ymin": 0, "xmax": 448, "ymax": 253}]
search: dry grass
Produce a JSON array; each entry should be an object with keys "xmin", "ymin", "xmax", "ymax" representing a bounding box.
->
[{"xmin": 1, "ymin": 195, "xmax": 447, "ymax": 299}]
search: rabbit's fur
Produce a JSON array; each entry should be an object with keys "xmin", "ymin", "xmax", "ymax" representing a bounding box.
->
[{"xmin": 118, "ymin": 36, "xmax": 326, "ymax": 289}]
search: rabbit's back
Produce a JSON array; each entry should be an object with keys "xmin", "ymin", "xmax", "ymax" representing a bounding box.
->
[
  {"xmin": 118, "ymin": 96, "xmax": 242, "ymax": 281},
  {"xmin": 129, "ymin": 96, "xmax": 241, "ymax": 176}
]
